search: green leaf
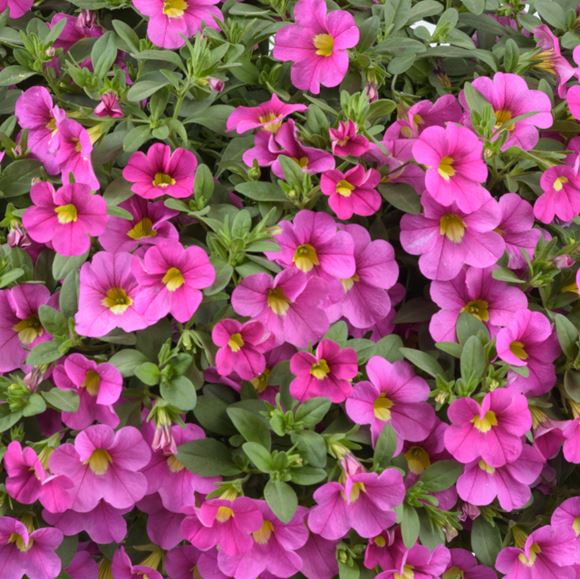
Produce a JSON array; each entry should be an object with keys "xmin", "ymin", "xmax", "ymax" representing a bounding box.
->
[
  {"xmin": 127, "ymin": 79, "xmax": 170, "ymax": 102},
  {"xmin": 112, "ymin": 19, "xmax": 140, "ymax": 52},
  {"xmin": 295, "ymin": 397, "xmax": 331, "ymax": 428},
  {"xmin": 135, "ymin": 362, "xmax": 161, "ymax": 386},
  {"xmin": 374, "ymin": 424, "xmax": 397, "ymax": 468},
  {"xmin": 52, "ymin": 252, "xmax": 88, "ymax": 281},
  {"xmin": 400, "ymin": 347, "xmax": 445, "ymax": 378},
  {"xmin": 471, "ymin": 517, "xmax": 502, "ymax": 567},
  {"xmin": 194, "ymin": 393, "xmax": 236, "ymax": 435},
  {"xmin": 194, "ymin": 164, "xmax": 214, "ymax": 201},
  {"xmin": 0, "ymin": 66, "xmax": 36, "ymax": 86},
  {"xmin": 22, "ymin": 393, "xmax": 47, "ymax": 417},
  {"xmin": 290, "ymin": 466, "xmax": 327, "ymax": 485},
  {"xmin": 535, "ymin": 0, "xmax": 567, "ymax": 29},
  {"xmin": 0, "ymin": 159, "xmax": 44, "ymax": 197},
  {"xmin": 234, "ymin": 181, "xmax": 287, "ymax": 203},
  {"xmin": 26, "ymin": 341, "xmax": 64, "ymax": 366},
  {"xmin": 460, "ymin": 336, "xmax": 487, "ymax": 383},
  {"xmin": 160, "ymin": 375, "xmax": 197, "ymax": 411},
  {"xmin": 38, "ymin": 306, "xmax": 68, "ymax": 337},
  {"xmin": 0, "ymin": 267, "xmax": 24, "ymax": 288},
  {"xmin": 461, "ymin": 0, "xmax": 484, "ymax": 14},
  {"xmin": 0, "ymin": 412, "xmax": 22, "ymax": 432},
  {"xmin": 456, "ymin": 312, "xmax": 488, "ymax": 344},
  {"xmin": 227, "ymin": 407, "xmax": 271, "ymax": 450},
  {"xmin": 399, "ymin": 503, "xmax": 420, "ymax": 548},
  {"xmin": 109, "ymin": 349, "xmax": 149, "ymax": 377},
  {"xmin": 378, "ymin": 183, "xmax": 421, "ymax": 214},
  {"xmin": 41, "ymin": 388, "xmax": 80, "ymax": 413},
  {"xmin": 205, "ymin": 259, "xmax": 233, "ymax": 296},
  {"xmin": 375, "ymin": 335, "xmax": 404, "ymax": 361},
  {"xmin": 264, "ymin": 479, "xmax": 297, "ymax": 523},
  {"xmin": 91, "ymin": 31, "xmax": 118, "ymax": 78},
  {"xmin": 555, "ymin": 313, "xmax": 578, "ymax": 359},
  {"xmin": 123, "ymin": 125, "xmax": 151, "ymax": 153},
  {"xmin": 564, "ymin": 370, "xmax": 580, "ymax": 403},
  {"xmin": 419, "ymin": 460, "xmax": 462, "ymax": 492},
  {"xmin": 293, "ymin": 430, "xmax": 327, "ymax": 468},
  {"xmin": 177, "ymin": 439, "xmax": 241, "ymax": 476},
  {"xmin": 242, "ymin": 442, "xmax": 273, "ymax": 472},
  {"xmin": 324, "ymin": 321, "xmax": 348, "ymax": 346}
]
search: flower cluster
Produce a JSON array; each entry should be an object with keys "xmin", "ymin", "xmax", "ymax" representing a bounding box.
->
[{"xmin": 0, "ymin": 0, "xmax": 580, "ymax": 577}]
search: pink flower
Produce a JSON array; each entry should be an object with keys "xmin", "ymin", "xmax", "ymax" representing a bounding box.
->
[
  {"xmin": 534, "ymin": 163, "xmax": 580, "ymax": 223},
  {"xmin": 296, "ymin": 534, "xmax": 339, "ymax": 579},
  {"xmin": 464, "ymin": 73, "xmax": 552, "ymax": 151},
  {"xmin": 400, "ymin": 196, "xmax": 505, "ymax": 281},
  {"xmin": 165, "ymin": 546, "xmax": 227, "ymax": 579},
  {"xmin": 212, "ymin": 319, "xmax": 273, "ymax": 380},
  {"xmin": 562, "ymin": 418, "xmax": 580, "ymax": 463},
  {"xmin": 132, "ymin": 0, "xmax": 222, "ymax": 49},
  {"xmin": 138, "ymin": 494, "xmax": 187, "ymax": 549},
  {"xmin": 52, "ymin": 353, "xmax": 122, "ymax": 430},
  {"xmin": 266, "ymin": 209, "xmax": 355, "ymax": 280},
  {"xmin": 226, "ymin": 94, "xmax": 307, "ymax": 134},
  {"xmin": 75, "ymin": 251, "xmax": 148, "ymax": 337},
  {"xmin": 456, "ymin": 445, "xmax": 544, "ymax": 511},
  {"xmin": 307, "ymin": 456, "xmax": 404, "ymax": 540},
  {"xmin": 429, "ymin": 266, "xmax": 528, "ymax": 343},
  {"xmin": 496, "ymin": 309, "xmax": 560, "ymax": 396},
  {"xmin": 346, "ymin": 357, "xmax": 436, "ymax": 449},
  {"xmin": 289, "ymin": 339, "xmax": 357, "ymax": 402},
  {"xmin": 375, "ymin": 542, "xmax": 450, "ymax": 578},
  {"xmin": 182, "ymin": 497, "xmax": 264, "ymax": 557},
  {"xmin": 94, "ymin": 92, "xmax": 123, "ymax": 118},
  {"xmin": 132, "ymin": 241, "xmax": 215, "ymax": 324},
  {"xmin": 99, "ymin": 196, "xmax": 179, "ymax": 253},
  {"xmin": 329, "ymin": 120, "xmax": 370, "ymax": 157},
  {"xmin": 22, "ymin": 181, "xmax": 107, "ymax": 256},
  {"xmin": 49, "ymin": 12, "xmax": 103, "ymax": 51},
  {"xmin": 496, "ymin": 193, "xmax": 542, "ymax": 269},
  {"xmin": 551, "ymin": 497, "xmax": 580, "ymax": 542},
  {"xmin": 568, "ymin": 85, "xmax": 580, "ymax": 120},
  {"xmin": 412, "ymin": 124, "xmax": 490, "ymax": 213},
  {"xmin": 216, "ymin": 501, "xmax": 309, "ymax": 579},
  {"xmin": 496, "ymin": 525, "xmax": 577, "ymax": 578},
  {"xmin": 272, "ymin": 0, "xmax": 359, "ymax": 94},
  {"xmin": 0, "ymin": 284, "xmax": 56, "ymax": 373},
  {"xmin": 49, "ymin": 424, "xmax": 151, "ymax": 512},
  {"xmin": 0, "ymin": 517, "xmax": 63, "ymax": 579},
  {"xmin": 444, "ymin": 388, "xmax": 532, "ymax": 467},
  {"xmin": 443, "ymin": 548, "xmax": 496, "ymax": 579},
  {"xmin": 0, "ymin": 0, "xmax": 33, "ymax": 18},
  {"xmin": 232, "ymin": 269, "xmax": 329, "ymax": 348},
  {"xmin": 320, "ymin": 165, "xmax": 381, "ymax": 220},
  {"xmin": 111, "ymin": 547, "xmax": 163, "ymax": 579},
  {"xmin": 123, "ymin": 143, "xmax": 198, "ymax": 199}
]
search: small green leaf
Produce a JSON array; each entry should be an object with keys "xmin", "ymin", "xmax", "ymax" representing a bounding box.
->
[
  {"xmin": 374, "ymin": 424, "xmax": 398, "ymax": 468},
  {"xmin": 135, "ymin": 362, "xmax": 161, "ymax": 386},
  {"xmin": 109, "ymin": 349, "xmax": 149, "ymax": 377},
  {"xmin": 295, "ymin": 397, "xmax": 332, "ymax": 428},
  {"xmin": 400, "ymin": 347, "xmax": 445, "ymax": 378},
  {"xmin": 264, "ymin": 479, "xmax": 297, "ymax": 523},
  {"xmin": 227, "ymin": 407, "xmax": 271, "ymax": 450},
  {"xmin": 234, "ymin": 181, "xmax": 287, "ymax": 203},
  {"xmin": 471, "ymin": 517, "xmax": 502, "ymax": 567},
  {"xmin": 177, "ymin": 439, "xmax": 241, "ymax": 476},
  {"xmin": 419, "ymin": 460, "xmax": 462, "ymax": 492},
  {"xmin": 242, "ymin": 442, "xmax": 273, "ymax": 472},
  {"xmin": 26, "ymin": 341, "xmax": 64, "ymax": 366},
  {"xmin": 555, "ymin": 314, "xmax": 578, "ymax": 360},
  {"xmin": 460, "ymin": 335, "xmax": 487, "ymax": 383},
  {"xmin": 399, "ymin": 503, "xmax": 420, "ymax": 548},
  {"xmin": 41, "ymin": 388, "xmax": 80, "ymax": 413},
  {"xmin": 160, "ymin": 376, "xmax": 197, "ymax": 411}
]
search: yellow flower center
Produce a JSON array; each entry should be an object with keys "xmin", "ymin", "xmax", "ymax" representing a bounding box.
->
[
  {"xmin": 152, "ymin": 172, "xmax": 176, "ymax": 187},
  {"xmin": 573, "ymin": 515, "xmax": 580, "ymax": 536},
  {"xmin": 478, "ymin": 459, "xmax": 496, "ymax": 474},
  {"xmin": 373, "ymin": 394, "xmax": 394, "ymax": 421},
  {"xmin": 12, "ymin": 316, "xmax": 43, "ymax": 345},
  {"xmin": 310, "ymin": 358, "xmax": 330, "ymax": 380},
  {"xmin": 228, "ymin": 333, "xmax": 245, "ymax": 352},
  {"xmin": 534, "ymin": 49, "xmax": 556, "ymax": 73},
  {"xmin": 471, "ymin": 410, "xmax": 498, "ymax": 433},
  {"xmin": 404, "ymin": 446, "xmax": 431, "ymax": 475},
  {"xmin": 55, "ymin": 203, "xmax": 78, "ymax": 224},
  {"xmin": 251, "ymin": 369, "xmax": 270, "ymax": 393},
  {"xmin": 495, "ymin": 109, "xmax": 514, "ymax": 131},
  {"xmin": 442, "ymin": 567, "xmax": 465, "ymax": 579},
  {"xmin": 394, "ymin": 565, "xmax": 415, "ymax": 579},
  {"xmin": 8, "ymin": 533, "xmax": 30, "ymax": 552},
  {"xmin": 252, "ymin": 520, "xmax": 274, "ymax": 544},
  {"xmin": 216, "ymin": 506, "xmax": 234, "ymax": 523},
  {"xmin": 102, "ymin": 287, "xmax": 133, "ymax": 314},
  {"xmin": 437, "ymin": 156, "xmax": 456, "ymax": 180},
  {"xmin": 166, "ymin": 455, "xmax": 185, "ymax": 473},
  {"xmin": 73, "ymin": 137, "xmax": 83, "ymax": 153},
  {"xmin": 461, "ymin": 299, "xmax": 489, "ymax": 322},
  {"xmin": 341, "ymin": 273, "xmax": 359, "ymax": 292},
  {"xmin": 518, "ymin": 543, "xmax": 541, "ymax": 567},
  {"xmin": 83, "ymin": 370, "xmax": 101, "ymax": 396},
  {"xmin": 162, "ymin": 267, "xmax": 185, "ymax": 292},
  {"xmin": 127, "ymin": 217, "xmax": 157, "ymax": 240},
  {"xmin": 293, "ymin": 243, "xmax": 319, "ymax": 273},
  {"xmin": 313, "ymin": 33, "xmax": 334, "ymax": 57},
  {"xmin": 46, "ymin": 117, "xmax": 57, "ymax": 132},
  {"xmin": 510, "ymin": 340, "xmax": 528, "ymax": 360},
  {"xmin": 162, "ymin": 0, "xmax": 188, "ymax": 18},
  {"xmin": 336, "ymin": 180, "xmax": 355, "ymax": 197},
  {"xmin": 267, "ymin": 287, "xmax": 290, "ymax": 315},
  {"xmin": 439, "ymin": 214, "xmax": 465, "ymax": 243},
  {"xmin": 293, "ymin": 156, "xmax": 309, "ymax": 168},
  {"xmin": 346, "ymin": 481, "xmax": 366, "ymax": 503},
  {"xmin": 374, "ymin": 535, "xmax": 386, "ymax": 547},
  {"xmin": 258, "ymin": 112, "xmax": 282, "ymax": 133},
  {"xmin": 553, "ymin": 176, "xmax": 568, "ymax": 192},
  {"xmin": 87, "ymin": 449, "xmax": 112, "ymax": 475}
]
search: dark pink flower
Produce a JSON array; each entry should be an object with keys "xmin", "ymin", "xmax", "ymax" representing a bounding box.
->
[{"xmin": 329, "ymin": 120, "xmax": 370, "ymax": 157}]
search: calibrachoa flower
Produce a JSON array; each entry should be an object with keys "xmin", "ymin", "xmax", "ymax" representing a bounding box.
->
[
  {"xmin": 289, "ymin": 338, "xmax": 357, "ymax": 402},
  {"xmin": 320, "ymin": 164, "xmax": 381, "ymax": 220},
  {"xmin": 123, "ymin": 142, "xmax": 198, "ymax": 199},
  {"xmin": 329, "ymin": 119, "xmax": 370, "ymax": 157},
  {"xmin": 132, "ymin": 240, "xmax": 215, "ymax": 323},
  {"xmin": 444, "ymin": 387, "xmax": 532, "ymax": 467},
  {"xmin": 94, "ymin": 92, "xmax": 123, "ymax": 118},
  {"xmin": 111, "ymin": 546, "xmax": 163, "ymax": 579},
  {"xmin": 534, "ymin": 162, "xmax": 580, "ymax": 223},
  {"xmin": 273, "ymin": 0, "xmax": 359, "ymax": 94},
  {"xmin": 562, "ymin": 417, "xmax": 580, "ymax": 463},
  {"xmin": 22, "ymin": 181, "xmax": 107, "ymax": 256},
  {"xmin": 375, "ymin": 542, "xmax": 451, "ymax": 578},
  {"xmin": 0, "ymin": 0, "xmax": 33, "ymax": 18},
  {"xmin": 412, "ymin": 123, "xmax": 491, "ymax": 213},
  {"xmin": 346, "ymin": 357, "xmax": 436, "ymax": 448},
  {"xmin": 443, "ymin": 548, "xmax": 496, "ymax": 579}
]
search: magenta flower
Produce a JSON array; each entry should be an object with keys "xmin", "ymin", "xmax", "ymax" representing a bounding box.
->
[
  {"xmin": 296, "ymin": 533, "xmax": 339, "ymax": 579},
  {"xmin": 0, "ymin": 0, "xmax": 33, "ymax": 18},
  {"xmin": 217, "ymin": 501, "xmax": 309, "ymax": 579},
  {"xmin": 443, "ymin": 548, "xmax": 496, "ymax": 579},
  {"xmin": 53, "ymin": 353, "xmax": 122, "ymax": 430},
  {"xmin": 226, "ymin": 94, "xmax": 307, "ymax": 134},
  {"xmin": 289, "ymin": 338, "xmax": 357, "ymax": 403},
  {"xmin": 444, "ymin": 388, "xmax": 532, "ymax": 467},
  {"xmin": 0, "ymin": 517, "xmax": 63, "ymax": 579},
  {"xmin": 465, "ymin": 73, "xmax": 552, "ymax": 151},
  {"xmin": 132, "ymin": 241, "xmax": 215, "ymax": 324},
  {"xmin": 320, "ymin": 165, "xmax": 381, "ymax": 220},
  {"xmin": 496, "ymin": 525, "xmax": 577, "ymax": 578},
  {"xmin": 272, "ymin": 0, "xmax": 359, "ymax": 94},
  {"xmin": 346, "ymin": 357, "xmax": 436, "ymax": 448},
  {"xmin": 496, "ymin": 309, "xmax": 560, "ymax": 396},
  {"xmin": 232, "ymin": 269, "xmax": 329, "ymax": 348},
  {"xmin": 456, "ymin": 445, "xmax": 544, "ymax": 511},
  {"xmin": 75, "ymin": 251, "xmax": 148, "ymax": 337},
  {"xmin": 123, "ymin": 143, "xmax": 198, "ymax": 199},
  {"xmin": 22, "ymin": 181, "xmax": 107, "ymax": 256},
  {"xmin": 132, "ymin": 0, "xmax": 222, "ymax": 49},
  {"xmin": 375, "ymin": 542, "xmax": 451, "ymax": 579},
  {"xmin": 534, "ymin": 164, "xmax": 580, "ymax": 223},
  {"xmin": 307, "ymin": 456, "xmax": 404, "ymax": 540},
  {"xmin": 212, "ymin": 319, "xmax": 273, "ymax": 380},
  {"xmin": 49, "ymin": 12, "xmax": 103, "ymax": 51},
  {"xmin": 0, "ymin": 283, "xmax": 56, "ymax": 373},
  {"xmin": 329, "ymin": 120, "xmax": 370, "ymax": 157},
  {"xmin": 55, "ymin": 118, "xmax": 100, "ymax": 190},
  {"xmin": 551, "ymin": 497, "xmax": 580, "ymax": 542},
  {"xmin": 496, "ymin": 193, "xmax": 542, "ymax": 269},
  {"xmin": 99, "ymin": 196, "xmax": 179, "ymax": 253},
  {"xmin": 562, "ymin": 418, "xmax": 580, "ymax": 464},
  {"xmin": 49, "ymin": 424, "xmax": 151, "ymax": 512},
  {"xmin": 182, "ymin": 497, "xmax": 264, "ymax": 557},
  {"xmin": 94, "ymin": 92, "xmax": 123, "ymax": 118},
  {"xmin": 111, "ymin": 547, "xmax": 163, "ymax": 579},
  {"xmin": 569, "ymin": 85, "xmax": 580, "ymax": 120},
  {"xmin": 400, "ymin": 196, "xmax": 505, "ymax": 281},
  {"xmin": 412, "ymin": 123, "xmax": 490, "ymax": 213},
  {"xmin": 266, "ymin": 209, "xmax": 355, "ymax": 280},
  {"xmin": 429, "ymin": 266, "xmax": 528, "ymax": 343}
]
